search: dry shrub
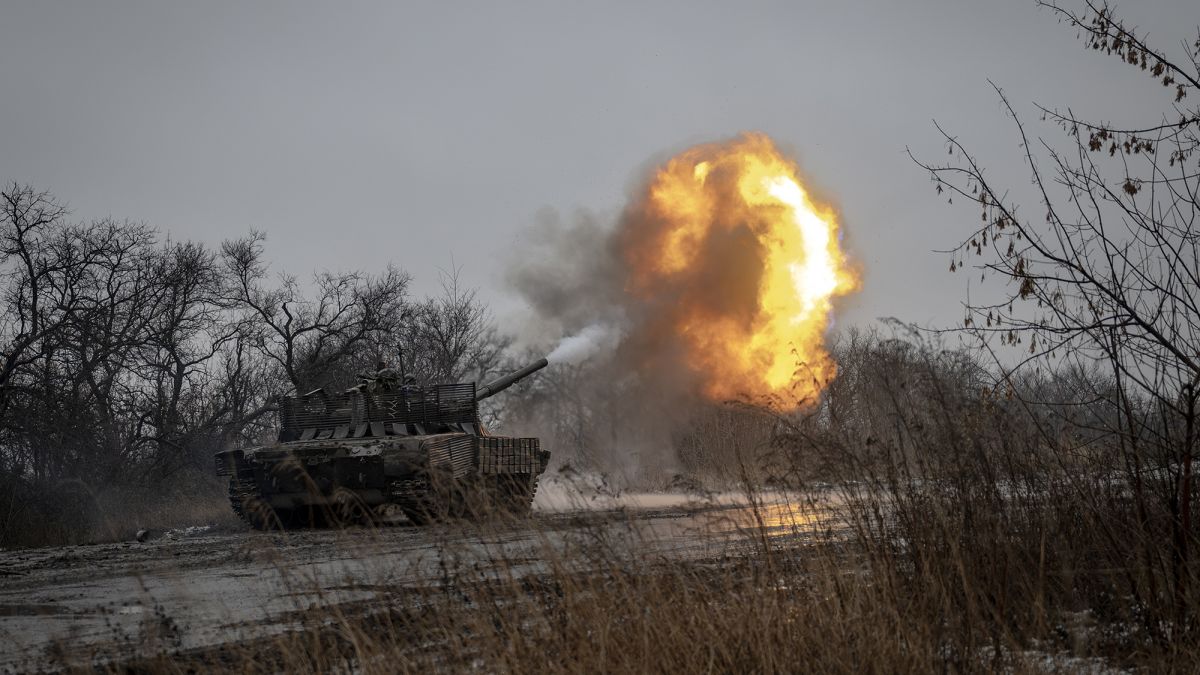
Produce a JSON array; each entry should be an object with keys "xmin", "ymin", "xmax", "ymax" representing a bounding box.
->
[
  {"xmin": 89, "ymin": 490, "xmax": 1196, "ymax": 674},
  {"xmin": 0, "ymin": 469, "xmax": 236, "ymax": 549}
]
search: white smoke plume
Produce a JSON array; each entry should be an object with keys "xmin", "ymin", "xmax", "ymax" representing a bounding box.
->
[{"xmin": 547, "ymin": 324, "xmax": 621, "ymax": 365}]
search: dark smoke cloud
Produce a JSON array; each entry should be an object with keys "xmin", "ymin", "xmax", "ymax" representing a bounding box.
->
[
  {"xmin": 502, "ymin": 206, "xmax": 705, "ymax": 484},
  {"xmin": 506, "ymin": 207, "xmax": 625, "ymax": 337}
]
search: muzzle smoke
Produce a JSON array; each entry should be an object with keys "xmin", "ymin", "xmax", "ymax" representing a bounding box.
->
[{"xmin": 546, "ymin": 324, "xmax": 621, "ymax": 365}]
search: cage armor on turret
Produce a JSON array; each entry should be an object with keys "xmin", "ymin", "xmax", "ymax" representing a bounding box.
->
[{"xmin": 214, "ymin": 358, "xmax": 550, "ymax": 529}]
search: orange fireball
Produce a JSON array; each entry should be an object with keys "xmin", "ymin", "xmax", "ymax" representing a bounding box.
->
[{"xmin": 619, "ymin": 133, "xmax": 858, "ymax": 406}]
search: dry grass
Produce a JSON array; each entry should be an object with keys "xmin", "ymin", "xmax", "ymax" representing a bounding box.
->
[
  {"xmin": 0, "ymin": 470, "xmax": 237, "ymax": 549},
  {"xmin": 21, "ymin": 336, "xmax": 1200, "ymax": 672},
  {"xmin": 43, "ymin": 479, "xmax": 1197, "ymax": 675}
]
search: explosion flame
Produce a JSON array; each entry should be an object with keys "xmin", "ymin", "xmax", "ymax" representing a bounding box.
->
[{"xmin": 619, "ymin": 133, "xmax": 858, "ymax": 406}]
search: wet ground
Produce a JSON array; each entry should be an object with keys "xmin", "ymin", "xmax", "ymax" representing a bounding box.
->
[{"xmin": 0, "ymin": 488, "xmax": 842, "ymax": 672}]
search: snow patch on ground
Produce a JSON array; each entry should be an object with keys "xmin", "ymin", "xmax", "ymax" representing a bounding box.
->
[
  {"xmin": 162, "ymin": 525, "xmax": 212, "ymax": 539},
  {"xmin": 533, "ymin": 468, "xmax": 811, "ymax": 513}
]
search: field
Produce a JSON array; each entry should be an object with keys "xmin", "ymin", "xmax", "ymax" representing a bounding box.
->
[{"xmin": 4, "ymin": 454, "xmax": 1196, "ymax": 674}]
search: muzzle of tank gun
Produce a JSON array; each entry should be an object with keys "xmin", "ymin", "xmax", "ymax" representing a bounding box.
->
[{"xmin": 475, "ymin": 358, "xmax": 549, "ymax": 401}]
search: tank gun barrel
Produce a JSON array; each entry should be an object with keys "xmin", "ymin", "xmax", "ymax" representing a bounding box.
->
[{"xmin": 476, "ymin": 358, "xmax": 548, "ymax": 401}]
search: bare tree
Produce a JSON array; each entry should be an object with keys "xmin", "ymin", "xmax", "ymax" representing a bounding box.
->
[
  {"xmin": 0, "ymin": 185, "xmax": 77, "ymax": 424},
  {"xmin": 0, "ymin": 198, "xmax": 432, "ymax": 546},
  {"xmin": 133, "ymin": 241, "xmax": 282, "ymax": 480},
  {"xmin": 404, "ymin": 267, "xmax": 508, "ymax": 385},
  {"xmin": 220, "ymin": 232, "xmax": 411, "ymax": 392},
  {"xmin": 914, "ymin": 1, "xmax": 1200, "ymax": 630}
]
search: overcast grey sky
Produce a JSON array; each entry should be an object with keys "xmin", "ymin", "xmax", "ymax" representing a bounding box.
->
[{"xmin": 1, "ymin": 0, "xmax": 1195, "ymax": 333}]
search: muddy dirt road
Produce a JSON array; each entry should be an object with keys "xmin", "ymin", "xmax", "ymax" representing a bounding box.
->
[{"xmin": 0, "ymin": 490, "xmax": 840, "ymax": 672}]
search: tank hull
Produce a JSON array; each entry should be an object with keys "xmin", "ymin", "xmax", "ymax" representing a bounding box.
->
[
  {"xmin": 216, "ymin": 433, "xmax": 549, "ymax": 528},
  {"xmin": 215, "ymin": 360, "xmax": 551, "ymax": 529}
]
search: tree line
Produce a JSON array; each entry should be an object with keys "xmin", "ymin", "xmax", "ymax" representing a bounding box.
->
[{"xmin": 0, "ymin": 184, "xmax": 506, "ymax": 546}]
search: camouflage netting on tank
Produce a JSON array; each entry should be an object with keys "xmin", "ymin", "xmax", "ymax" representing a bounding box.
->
[{"xmin": 278, "ymin": 383, "xmax": 477, "ymax": 441}]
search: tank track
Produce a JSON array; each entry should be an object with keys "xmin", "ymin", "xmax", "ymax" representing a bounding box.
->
[
  {"xmin": 231, "ymin": 472, "xmax": 540, "ymax": 528},
  {"xmin": 389, "ymin": 477, "xmax": 431, "ymax": 510},
  {"xmin": 227, "ymin": 469, "xmax": 259, "ymax": 525},
  {"xmin": 389, "ymin": 477, "xmax": 438, "ymax": 524},
  {"xmin": 229, "ymin": 471, "xmax": 331, "ymax": 529}
]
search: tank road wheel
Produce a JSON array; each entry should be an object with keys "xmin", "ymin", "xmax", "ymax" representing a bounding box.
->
[
  {"xmin": 229, "ymin": 476, "xmax": 274, "ymax": 530},
  {"xmin": 399, "ymin": 502, "xmax": 438, "ymax": 526},
  {"xmin": 403, "ymin": 491, "xmax": 466, "ymax": 524},
  {"xmin": 399, "ymin": 494, "xmax": 458, "ymax": 525},
  {"xmin": 391, "ymin": 477, "xmax": 445, "ymax": 526},
  {"xmin": 329, "ymin": 487, "xmax": 378, "ymax": 528},
  {"xmin": 240, "ymin": 495, "xmax": 281, "ymax": 530}
]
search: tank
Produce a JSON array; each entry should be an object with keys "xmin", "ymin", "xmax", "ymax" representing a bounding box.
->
[{"xmin": 214, "ymin": 358, "xmax": 550, "ymax": 529}]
